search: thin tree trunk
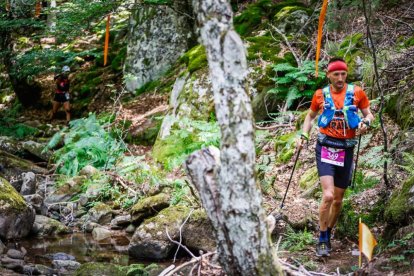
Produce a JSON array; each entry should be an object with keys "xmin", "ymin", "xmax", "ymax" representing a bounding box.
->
[
  {"xmin": 186, "ymin": 0, "xmax": 282, "ymax": 275},
  {"xmin": 48, "ymin": 0, "xmax": 57, "ymax": 32}
]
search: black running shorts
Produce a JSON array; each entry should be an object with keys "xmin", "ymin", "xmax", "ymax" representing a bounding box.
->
[
  {"xmin": 315, "ymin": 142, "xmax": 354, "ymax": 189},
  {"xmin": 54, "ymin": 93, "xmax": 69, "ymax": 103}
]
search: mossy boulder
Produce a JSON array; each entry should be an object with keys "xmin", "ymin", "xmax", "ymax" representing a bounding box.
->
[
  {"xmin": 384, "ymin": 176, "xmax": 414, "ymax": 225},
  {"xmin": 0, "ymin": 149, "xmax": 47, "ymax": 180},
  {"xmin": 180, "ymin": 45, "xmax": 207, "ymax": 74},
  {"xmin": 44, "ymin": 176, "xmax": 85, "ymax": 204},
  {"xmin": 130, "ymin": 193, "xmax": 171, "ymax": 225},
  {"xmin": 87, "ymin": 202, "xmax": 113, "ymax": 225},
  {"xmin": 273, "ymin": 6, "xmax": 312, "ymax": 35},
  {"xmin": 385, "ymin": 90, "xmax": 414, "ymax": 130},
  {"xmin": 128, "ymin": 205, "xmax": 191, "ymax": 259},
  {"xmin": 182, "ymin": 209, "xmax": 216, "ymax": 252},
  {"xmin": 0, "ymin": 177, "xmax": 35, "ymax": 239},
  {"xmin": 31, "ymin": 215, "xmax": 72, "ymax": 236}
]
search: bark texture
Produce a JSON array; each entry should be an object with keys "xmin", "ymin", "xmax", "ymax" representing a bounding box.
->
[{"xmin": 186, "ymin": 1, "xmax": 282, "ymax": 274}]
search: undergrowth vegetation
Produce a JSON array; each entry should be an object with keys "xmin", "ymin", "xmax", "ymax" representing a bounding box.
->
[{"xmin": 45, "ymin": 114, "xmax": 125, "ymax": 176}]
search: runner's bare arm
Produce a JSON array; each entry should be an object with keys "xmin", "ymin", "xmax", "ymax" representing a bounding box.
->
[
  {"xmin": 358, "ymin": 107, "xmax": 374, "ymax": 134},
  {"xmin": 303, "ymin": 109, "xmax": 319, "ymax": 135}
]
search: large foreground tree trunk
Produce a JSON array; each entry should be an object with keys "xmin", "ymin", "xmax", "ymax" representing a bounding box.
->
[{"xmin": 186, "ymin": 0, "xmax": 282, "ymax": 275}]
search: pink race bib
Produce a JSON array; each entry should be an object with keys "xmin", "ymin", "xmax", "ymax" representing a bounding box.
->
[{"xmin": 321, "ymin": 146, "xmax": 345, "ymax": 167}]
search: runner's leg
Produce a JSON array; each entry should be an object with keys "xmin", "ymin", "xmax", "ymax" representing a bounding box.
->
[
  {"xmin": 319, "ymin": 176, "xmax": 335, "ymax": 231},
  {"xmin": 50, "ymin": 101, "xmax": 61, "ymax": 120},
  {"xmin": 63, "ymin": 101, "xmax": 71, "ymax": 123},
  {"xmin": 328, "ymin": 186, "xmax": 346, "ymax": 229}
]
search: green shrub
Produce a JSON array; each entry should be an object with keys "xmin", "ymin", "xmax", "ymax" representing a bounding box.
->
[
  {"xmin": 269, "ymin": 60, "xmax": 326, "ymax": 109},
  {"xmin": 45, "ymin": 114, "xmax": 125, "ymax": 176},
  {"xmin": 281, "ymin": 226, "xmax": 314, "ymax": 252},
  {"xmin": 152, "ymin": 118, "xmax": 220, "ymax": 170}
]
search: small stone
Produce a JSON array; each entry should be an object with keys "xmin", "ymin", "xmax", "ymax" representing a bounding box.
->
[
  {"xmin": 92, "ymin": 227, "xmax": 112, "ymax": 241},
  {"xmin": 84, "ymin": 221, "xmax": 100, "ymax": 233},
  {"xmin": 111, "ymin": 215, "xmax": 131, "ymax": 228},
  {"xmin": 7, "ymin": 249, "xmax": 25, "ymax": 259},
  {"xmin": 45, "ymin": 252, "xmax": 76, "ymax": 261},
  {"xmin": 125, "ymin": 224, "xmax": 136, "ymax": 234},
  {"xmin": 52, "ymin": 260, "xmax": 81, "ymax": 270}
]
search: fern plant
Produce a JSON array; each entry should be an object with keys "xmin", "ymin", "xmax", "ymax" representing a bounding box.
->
[
  {"xmin": 269, "ymin": 60, "xmax": 326, "ymax": 109},
  {"xmin": 46, "ymin": 114, "xmax": 125, "ymax": 176},
  {"xmin": 152, "ymin": 118, "xmax": 220, "ymax": 170}
]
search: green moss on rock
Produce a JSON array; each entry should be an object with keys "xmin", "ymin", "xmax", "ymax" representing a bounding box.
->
[
  {"xmin": 384, "ymin": 176, "xmax": 414, "ymax": 225},
  {"xmin": 130, "ymin": 193, "xmax": 170, "ymax": 225},
  {"xmin": 180, "ymin": 45, "xmax": 207, "ymax": 73},
  {"xmin": 246, "ymin": 35, "xmax": 281, "ymax": 63},
  {"xmin": 0, "ymin": 177, "xmax": 27, "ymax": 212}
]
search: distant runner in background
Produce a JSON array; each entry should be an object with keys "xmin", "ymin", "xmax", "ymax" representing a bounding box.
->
[
  {"xmin": 297, "ymin": 57, "xmax": 374, "ymax": 257},
  {"xmin": 50, "ymin": 65, "xmax": 71, "ymax": 125}
]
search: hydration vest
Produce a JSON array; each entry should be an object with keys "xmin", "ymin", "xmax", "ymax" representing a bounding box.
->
[{"xmin": 317, "ymin": 84, "xmax": 361, "ymax": 131}]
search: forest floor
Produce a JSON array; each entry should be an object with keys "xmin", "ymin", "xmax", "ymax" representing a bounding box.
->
[{"xmin": 12, "ymin": 86, "xmax": 411, "ymax": 275}]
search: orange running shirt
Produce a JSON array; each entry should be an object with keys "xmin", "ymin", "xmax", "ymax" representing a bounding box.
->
[{"xmin": 310, "ymin": 84, "xmax": 370, "ymax": 139}]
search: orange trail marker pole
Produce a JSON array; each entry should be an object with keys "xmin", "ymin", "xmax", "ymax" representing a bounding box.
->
[
  {"xmin": 104, "ymin": 14, "xmax": 111, "ymax": 66},
  {"xmin": 315, "ymin": 0, "xmax": 329, "ymax": 77},
  {"xmin": 35, "ymin": 1, "xmax": 41, "ymax": 17}
]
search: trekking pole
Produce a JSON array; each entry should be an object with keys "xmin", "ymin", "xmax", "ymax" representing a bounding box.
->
[
  {"xmin": 280, "ymin": 146, "xmax": 302, "ymax": 209},
  {"xmin": 351, "ymin": 134, "xmax": 362, "ymax": 189}
]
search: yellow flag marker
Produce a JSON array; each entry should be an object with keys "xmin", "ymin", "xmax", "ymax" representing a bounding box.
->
[
  {"xmin": 315, "ymin": 0, "xmax": 329, "ymax": 77},
  {"xmin": 104, "ymin": 14, "xmax": 111, "ymax": 66},
  {"xmin": 359, "ymin": 218, "xmax": 377, "ymax": 267}
]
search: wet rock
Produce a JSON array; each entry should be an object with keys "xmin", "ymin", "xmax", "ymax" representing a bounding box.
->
[
  {"xmin": 87, "ymin": 202, "xmax": 113, "ymax": 225},
  {"xmin": 35, "ymin": 264, "xmax": 56, "ymax": 275},
  {"xmin": 79, "ymin": 165, "xmax": 98, "ymax": 177},
  {"xmin": 23, "ymin": 194, "xmax": 44, "ymax": 214},
  {"xmin": 23, "ymin": 265, "xmax": 41, "ymax": 275},
  {"xmin": 31, "ymin": 215, "xmax": 72, "ymax": 236},
  {"xmin": 7, "ymin": 249, "xmax": 25, "ymax": 259},
  {"xmin": 1, "ymin": 256, "xmax": 24, "ymax": 272},
  {"xmin": 0, "ymin": 150, "xmax": 47, "ymax": 181},
  {"xmin": 128, "ymin": 205, "xmax": 190, "ymax": 259},
  {"xmin": 82, "ymin": 221, "xmax": 100, "ymax": 233},
  {"xmin": 110, "ymin": 215, "xmax": 131, "ymax": 229},
  {"xmin": 20, "ymin": 171, "xmax": 36, "ymax": 195},
  {"xmin": 92, "ymin": 227, "xmax": 112, "ymax": 241},
  {"xmin": 44, "ymin": 176, "xmax": 85, "ymax": 204},
  {"xmin": 45, "ymin": 252, "xmax": 76, "ymax": 261},
  {"xmin": 52, "ymin": 260, "xmax": 81, "ymax": 270},
  {"xmin": 182, "ymin": 209, "xmax": 216, "ymax": 253},
  {"xmin": 0, "ymin": 136, "xmax": 22, "ymax": 155},
  {"xmin": 130, "ymin": 193, "xmax": 170, "ymax": 225},
  {"xmin": 0, "ymin": 177, "xmax": 35, "ymax": 239},
  {"xmin": 125, "ymin": 224, "xmax": 136, "ymax": 234}
]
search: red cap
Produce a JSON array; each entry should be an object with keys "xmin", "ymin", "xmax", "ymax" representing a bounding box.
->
[{"xmin": 327, "ymin": 61, "xmax": 348, "ymax": 72}]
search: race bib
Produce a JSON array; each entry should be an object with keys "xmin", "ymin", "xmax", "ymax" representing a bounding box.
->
[{"xmin": 321, "ymin": 146, "xmax": 345, "ymax": 167}]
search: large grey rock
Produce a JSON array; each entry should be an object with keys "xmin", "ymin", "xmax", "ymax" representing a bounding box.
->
[
  {"xmin": 0, "ymin": 136, "xmax": 22, "ymax": 155},
  {"xmin": 124, "ymin": 1, "xmax": 195, "ymax": 92},
  {"xmin": 44, "ymin": 176, "xmax": 84, "ymax": 204},
  {"xmin": 20, "ymin": 171, "xmax": 36, "ymax": 195},
  {"xmin": 21, "ymin": 140, "xmax": 52, "ymax": 161},
  {"xmin": 24, "ymin": 194, "xmax": 44, "ymax": 214},
  {"xmin": 86, "ymin": 203, "xmax": 113, "ymax": 225},
  {"xmin": 52, "ymin": 260, "xmax": 81, "ymax": 271},
  {"xmin": 0, "ymin": 150, "xmax": 47, "ymax": 181},
  {"xmin": 92, "ymin": 227, "xmax": 112, "ymax": 241},
  {"xmin": 182, "ymin": 209, "xmax": 216, "ymax": 253},
  {"xmin": 0, "ymin": 177, "xmax": 35, "ymax": 239},
  {"xmin": 7, "ymin": 249, "xmax": 25, "ymax": 260},
  {"xmin": 31, "ymin": 215, "xmax": 71, "ymax": 236},
  {"xmin": 128, "ymin": 205, "xmax": 190, "ymax": 259},
  {"xmin": 130, "ymin": 193, "xmax": 170, "ymax": 225},
  {"xmin": 110, "ymin": 214, "xmax": 131, "ymax": 229}
]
